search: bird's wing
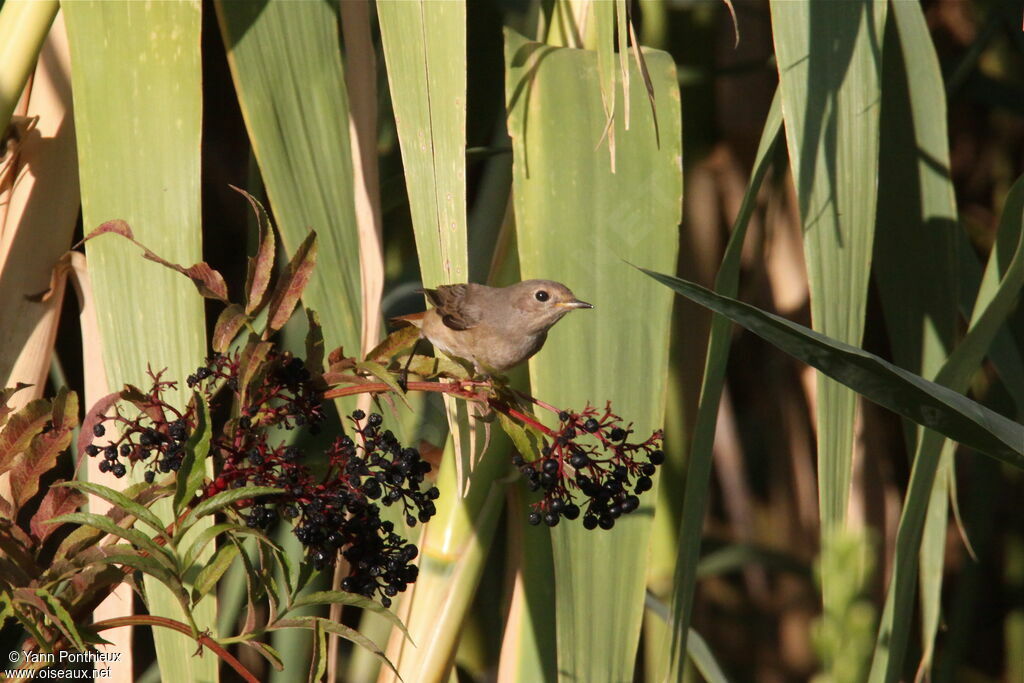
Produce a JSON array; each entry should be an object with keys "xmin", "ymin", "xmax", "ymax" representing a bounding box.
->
[{"xmin": 420, "ymin": 284, "xmax": 481, "ymax": 331}]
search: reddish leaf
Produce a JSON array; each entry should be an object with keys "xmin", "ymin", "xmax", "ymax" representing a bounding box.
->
[
  {"xmin": 0, "ymin": 521, "xmax": 37, "ymax": 581},
  {"xmin": 78, "ymin": 391, "xmax": 119, "ymax": 465},
  {"xmin": 79, "ymin": 219, "xmax": 229, "ymax": 302},
  {"xmin": 30, "ymin": 483, "xmax": 86, "ymax": 544},
  {"xmin": 0, "ymin": 383, "xmax": 33, "ymax": 428},
  {"xmin": 239, "ymin": 338, "xmax": 274, "ymax": 409},
  {"xmin": 264, "ymin": 231, "xmax": 318, "ymax": 336},
  {"xmin": 0, "ymin": 398, "xmax": 52, "ymax": 477},
  {"xmin": 76, "ymin": 219, "xmax": 135, "ymax": 246},
  {"xmin": 141, "ymin": 252, "xmax": 230, "ymax": 302},
  {"xmin": 327, "ymin": 347, "xmax": 355, "ymax": 370},
  {"xmin": 213, "ymin": 304, "xmax": 249, "ymax": 354},
  {"xmin": 230, "ymin": 185, "xmax": 277, "ymax": 315},
  {"xmin": 9, "ymin": 390, "xmax": 77, "ymax": 510}
]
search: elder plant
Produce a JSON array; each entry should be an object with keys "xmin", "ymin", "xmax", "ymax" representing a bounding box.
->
[{"xmin": 0, "ymin": 189, "xmax": 662, "ymax": 679}]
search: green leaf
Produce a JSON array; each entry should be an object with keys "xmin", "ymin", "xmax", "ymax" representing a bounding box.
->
[
  {"xmin": 62, "ymin": 1, "xmax": 213, "ymax": 677},
  {"xmin": 174, "ymin": 393, "xmax": 210, "ymax": 515},
  {"xmin": 506, "ymin": 27, "xmax": 681, "ymax": 682},
  {"xmin": 34, "ymin": 588, "xmax": 86, "ymax": 652},
  {"xmin": 641, "ymin": 270, "xmax": 1024, "ymax": 467},
  {"xmin": 377, "ymin": 0, "xmax": 468, "ymax": 288},
  {"xmin": 285, "ymin": 590, "xmax": 409, "ymax": 641},
  {"xmin": 663, "ymin": 90, "xmax": 783, "ymax": 680},
  {"xmin": 177, "ymin": 486, "xmax": 283, "ymax": 537},
  {"xmin": 770, "ymin": 0, "xmax": 889, "ymax": 641},
  {"xmin": 55, "ymin": 480, "xmax": 168, "ymax": 542},
  {"xmin": 49, "ymin": 512, "xmax": 176, "ymax": 572},
  {"xmin": 871, "ymin": 3, "xmax": 961, "ymax": 678},
  {"xmin": 270, "ymin": 616, "xmax": 398, "ymax": 677},
  {"xmin": 192, "ymin": 543, "xmax": 240, "ymax": 600}
]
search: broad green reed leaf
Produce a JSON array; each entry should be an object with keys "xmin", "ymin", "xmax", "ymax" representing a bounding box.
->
[
  {"xmin": 216, "ymin": 0, "xmax": 361, "ymax": 361},
  {"xmin": 376, "ymin": 4, "xmax": 491, "ymax": 682},
  {"xmin": 62, "ymin": 3, "xmax": 213, "ymax": 679},
  {"xmin": 377, "ymin": 0, "xmax": 468, "ymax": 288},
  {"xmin": 664, "ymin": 89, "xmax": 783, "ymax": 682},
  {"xmin": 506, "ymin": 28, "xmax": 681, "ymax": 681},
  {"xmin": 770, "ymin": 4, "xmax": 888, "ymax": 635}
]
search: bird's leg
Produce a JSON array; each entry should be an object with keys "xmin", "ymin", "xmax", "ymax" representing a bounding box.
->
[{"xmin": 399, "ymin": 337, "xmax": 424, "ymax": 392}]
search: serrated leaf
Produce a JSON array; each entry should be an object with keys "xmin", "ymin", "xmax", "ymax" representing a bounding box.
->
[
  {"xmin": 271, "ymin": 616, "xmax": 398, "ymax": 676},
  {"xmin": 177, "ymin": 486, "xmax": 283, "ymax": 536},
  {"xmin": 10, "ymin": 389, "xmax": 77, "ymax": 510},
  {"xmin": 286, "ymin": 590, "xmax": 410, "ymax": 641},
  {"xmin": 213, "ymin": 304, "xmax": 249, "ymax": 354},
  {"xmin": 264, "ymin": 230, "xmax": 318, "ymax": 336},
  {"xmin": 30, "ymin": 483, "xmax": 86, "ymax": 545},
  {"xmin": 49, "ymin": 512, "xmax": 176, "ymax": 572},
  {"xmin": 192, "ymin": 543, "xmax": 240, "ymax": 600},
  {"xmin": 174, "ymin": 394, "xmax": 210, "ymax": 516},
  {"xmin": 34, "ymin": 589, "xmax": 86, "ymax": 651},
  {"xmin": 356, "ymin": 360, "xmax": 407, "ymax": 399},
  {"xmin": 231, "ymin": 185, "xmax": 277, "ymax": 316},
  {"xmin": 76, "ymin": 391, "xmax": 120, "ymax": 465},
  {"xmin": 0, "ymin": 383, "xmax": 32, "ymax": 428},
  {"xmin": 55, "ymin": 480, "xmax": 168, "ymax": 541},
  {"xmin": 240, "ymin": 639, "xmax": 284, "ymax": 671},
  {"xmin": 642, "ymin": 269, "xmax": 1024, "ymax": 467},
  {"xmin": 497, "ymin": 411, "xmax": 543, "ymax": 462},
  {"xmin": 82, "ymin": 220, "xmax": 229, "ymax": 302},
  {"xmin": 365, "ymin": 325, "xmax": 421, "ymax": 364},
  {"xmin": 0, "ymin": 397, "xmax": 51, "ymax": 476}
]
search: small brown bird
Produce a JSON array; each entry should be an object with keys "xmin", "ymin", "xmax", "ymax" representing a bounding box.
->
[{"xmin": 394, "ymin": 280, "xmax": 593, "ymax": 374}]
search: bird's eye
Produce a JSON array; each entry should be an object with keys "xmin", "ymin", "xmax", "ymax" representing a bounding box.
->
[{"xmin": 535, "ymin": 290, "xmax": 550, "ymax": 302}]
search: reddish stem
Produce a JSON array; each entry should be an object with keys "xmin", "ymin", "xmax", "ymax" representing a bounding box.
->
[{"xmin": 91, "ymin": 615, "xmax": 258, "ymax": 683}]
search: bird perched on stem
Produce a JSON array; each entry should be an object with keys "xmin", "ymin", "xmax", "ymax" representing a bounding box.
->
[{"xmin": 392, "ymin": 280, "xmax": 593, "ymax": 375}]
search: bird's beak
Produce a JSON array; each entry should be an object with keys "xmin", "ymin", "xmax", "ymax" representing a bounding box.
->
[{"xmin": 560, "ymin": 299, "xmax": 593, "ymax": 309}]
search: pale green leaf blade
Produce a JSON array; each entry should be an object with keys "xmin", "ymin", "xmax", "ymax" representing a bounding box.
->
[
  {"xmin": 377, "ymin": 0, "xmax": 468, "ymax": 288},
  {"xmin": 62, "ymin": 3, "xmax": 214, "ymax": 679},
  {"xmin": 216, "ymin": 0, "xmax": 361, "ymax": 360},
  {"xmin": 506, "ymin": 28, "xmax": 681, "ymax": 681}
]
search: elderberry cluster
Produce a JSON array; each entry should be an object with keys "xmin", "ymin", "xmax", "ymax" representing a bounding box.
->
[
  {"xmin": 513, "ymin": 402, "xmax": 664, "ymax": 530},
  {"xmin": 84, "ymin": 370, "xmax": 194, "ymax": 483},
  {"xmin": 88, "ymin": 348, "xmax": 437, "ymax": 606},
  {"xmin": 219, "ymin": 410, "xmax": 438, "ymax": 606}
]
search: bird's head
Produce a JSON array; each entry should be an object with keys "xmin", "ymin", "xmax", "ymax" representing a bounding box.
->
[{"xmin": 510, "ymin": 279, "xmax": 593, "ymax": 333}]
